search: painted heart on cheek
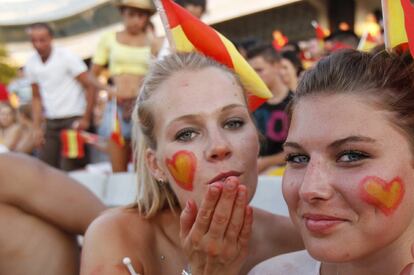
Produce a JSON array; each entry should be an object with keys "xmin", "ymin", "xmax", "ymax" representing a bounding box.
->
[
  {"xmin": 166, "ymin": 150, "xmax": 196, "ymax": 191},
  {"xmin": 360, "ymin": 176, "xmax": 405, "ymax": 216}
]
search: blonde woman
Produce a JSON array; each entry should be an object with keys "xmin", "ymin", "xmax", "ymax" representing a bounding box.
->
[{"xmin": 81, "ymin": 53, "xmax": 303, "ymax": 275}]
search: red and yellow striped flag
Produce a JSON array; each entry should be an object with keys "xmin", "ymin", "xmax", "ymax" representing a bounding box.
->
[
  {"xmin": 111, "ymin": 106, "xmax": 125, "ymax": 147},
  {"xmin": 382, "ymin": 0, "xmax": 414, "ymax": 56},
  {"xmin": 60, "ymin": 129, "xmax": 85, "ymax": 159},
  {"xmin": 156, "ymin": 0, "xmax": 272, "ymax": 111}
]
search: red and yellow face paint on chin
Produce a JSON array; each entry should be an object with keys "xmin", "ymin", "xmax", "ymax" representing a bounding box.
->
[
  {"xmin": 359, "ymin": 176, "xmax": 405, "ymax": 216},
  {"xmin": 166, "ymin": 150, "xmax": 197, "ymax": 191}
]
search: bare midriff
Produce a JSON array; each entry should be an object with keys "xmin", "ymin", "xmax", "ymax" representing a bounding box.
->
[{"xmin": 113, "ymin": 74, "xmax": 145, "ymax": 99}]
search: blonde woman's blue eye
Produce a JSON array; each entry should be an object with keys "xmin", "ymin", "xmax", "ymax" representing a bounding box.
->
[
  {"xmin": 337, "ymin": 151, "xmax": 369, "ymax": 162},
  {"xmin": 176, "ymin": 129, "xmax": 198, "ymax": 141},
  {"xmin": 224, "ymin": 119, "xmax": 244, "ymax": 129},
  {"xmin": 285, "ymin": 154, "xmax": 309, "ymax": 164}
]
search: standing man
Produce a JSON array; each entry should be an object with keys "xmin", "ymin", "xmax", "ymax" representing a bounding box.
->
[
  {"xmin": 25, "ymin": 23, "xmax": 96, "ymax": 171},
  {"xmin": 247, "ymin": 44, "xmax": 293, "ymax": 173}
]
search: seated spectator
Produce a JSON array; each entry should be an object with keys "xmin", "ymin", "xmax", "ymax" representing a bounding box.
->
[
  {"xmin": 7, "ymin": 68, "xmax": 33, "ymax": 105},
  {"xmin": 324, "ymin": 30, "xmax": 360, "ymax": 53},
  {"xmin": 15, "ymin": 104, "xmax": 36, "ymax": 154},
  {"xmin": 0, "ymin": 152, "xmax": 106, "ymax": 275},
  {"xmin": 247, "ymin": 44, "xmax": 292, "ymax": 173},
  {"xmin": 0, "ymin": 102, "xmax": 22, "ymax": 151},
  {"xmin": 280, "ymin": 50, "xmax": 304, "ymax": 92}
]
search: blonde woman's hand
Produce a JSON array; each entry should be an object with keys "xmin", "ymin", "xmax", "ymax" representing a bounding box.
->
[{"xmin": 180, "ymin": 176, "xmax": 253, "ymax": 275}]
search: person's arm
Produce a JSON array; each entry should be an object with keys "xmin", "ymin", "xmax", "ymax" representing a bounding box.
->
[
  {"xmin": 0, "ymin": 153, "xmax": 106, "ymax": 234},
  {"xmin": 31, "ymin": 83, "xmax": 44, "ymax": 147},
  {"xmin": 74, "ymin": 72, "xmax": 96, "ymax": 130},
  {"xmin": 89, "ymin": 64, "xmax": 116, "ymax": 97},
  {"xmin": 257, "ymin": 151, "xmax": 286, "ymax": 173},
  {"xmin": 180, "ymin": 177, "xmax": 252, "ymax": 275},
  {"xmin": 2, "ymin": 124, "xmax": 23, "ymax": 151}
]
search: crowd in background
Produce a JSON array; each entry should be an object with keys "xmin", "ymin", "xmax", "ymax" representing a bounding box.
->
[{"xmin": 0, "ymin": 0, "xmax": 384, "ymax": 174}]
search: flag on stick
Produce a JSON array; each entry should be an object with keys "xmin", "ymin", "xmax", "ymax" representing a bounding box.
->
[
  {"xmin": 110, "ymin": 99, "xmax": 125, "ymax": 147},
  {"xmin": 60, "ymin": 129, "xmax": 85, "ymax": 159},
  {"xmin": 382, "ymin": 0, "xmax": 414, "ymax": 56},
  {"xmin": 154, "ymin": 0, "xmax": 272, "ymax": 111}
]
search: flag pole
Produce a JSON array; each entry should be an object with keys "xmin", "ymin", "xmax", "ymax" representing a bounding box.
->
[
  {"xmin": 381, "ymin": 0, "xmax": 391, "ymax": 50},
  {"xmin": 153, "ymin": 0, "xmax": 177, "ymax": 52}
]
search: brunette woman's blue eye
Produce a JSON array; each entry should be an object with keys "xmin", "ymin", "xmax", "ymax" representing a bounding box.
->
[
  {"xmin": 337, "ymin": 150, "xmax": 369, "ymax": 162},
  {"xmin": 224, "ymin": 118, "xmax": 244, "ymax": 129},
  {"xmin": 285, "ymin": 153, "xmax": 309, "ymax": 164},
  {"xmin": 175, "ymin": 128, "xmax": 198, "ymax": 142}
]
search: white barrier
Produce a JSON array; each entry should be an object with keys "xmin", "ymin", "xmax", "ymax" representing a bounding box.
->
[{"xmin": 69, "ymin": 172, "xmax": 288, "ymax": 216}]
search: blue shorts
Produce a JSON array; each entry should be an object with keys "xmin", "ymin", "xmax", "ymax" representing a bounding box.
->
[{"xmin": 98, "ymin": 101, "xmax": 133, "ymax": 140}]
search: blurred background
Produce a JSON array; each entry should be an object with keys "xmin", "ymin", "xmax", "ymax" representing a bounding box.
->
[{"xmin": 1, "ymin": 0, "xmax": 381, "ymax": 68}]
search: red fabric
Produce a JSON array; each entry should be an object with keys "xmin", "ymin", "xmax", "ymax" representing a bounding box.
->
[
  {"xmin": 401, "ymin": 0, "xmax": 414, "ymax": 56},
  {"xmin": 0, "ymin": 83, "xmax": 9, "ymax": 102},
  {"xmin": 314, "ymin": 24, "xmax": 327, "ymax": 40},
  {"xmin": 161, "ymin": 0, "xmax": 234, "ymax": 69}
]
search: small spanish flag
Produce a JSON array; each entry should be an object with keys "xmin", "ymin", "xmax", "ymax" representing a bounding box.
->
[
  {"xmin": 357, "ymin": 31, "xmax": 378, "ymax": 52},
  {"xmin": 110, "ymin": 99, "xmax": 125, "ymax": 147},
  {"xmin": 272, "ymin": 30, "xmax": 289, "ymax": 50},
  {"xmin": 155, "ymin": 0, "xmax": 272, "ymax": 111},
  {"xmin": 382, "ymin": 0, "xmax": 414, "ymax": 56},
  {"xmin": 60, "ymin": 129, "xmax": 85, "ymax": 159},
  {"xmin": 311, "ymin": 20, "xmax": 329, "ymax": 40}
]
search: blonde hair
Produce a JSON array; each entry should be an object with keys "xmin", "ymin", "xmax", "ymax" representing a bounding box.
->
[{"xmin": 132, "ymin": 52, "xmax": 244, "ymax": 218}]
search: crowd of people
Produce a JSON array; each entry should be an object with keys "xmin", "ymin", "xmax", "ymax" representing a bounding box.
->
[
  {"xmin": 1, "ymin": 0, "xmax": 379, "ymax": 174},
  {"xmin": 3, "ymin": 0, "xmax": 412, "ymax": 274}
]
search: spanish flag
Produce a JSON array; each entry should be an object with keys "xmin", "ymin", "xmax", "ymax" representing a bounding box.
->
[
  {"xmin": 60, "ymin": 129, "xmax": 85, "ymax": 159},
  {"xmin": 382, "ymin": 0, "xmax": 414, "ymax": 56},
  {"xmin": 155, "ymin": 0, "xmax": 272, "ymax": 111},
  {"xmin": 272, "ymin": 30, "xmax": 288, "ymax": 50},
  {"xmin": 110, "ymin": 99, "xmax": 125, "ymax": 147},
  {"xmin": 357, "ymin": 31, "xmax": 378, "ymax": 52}
]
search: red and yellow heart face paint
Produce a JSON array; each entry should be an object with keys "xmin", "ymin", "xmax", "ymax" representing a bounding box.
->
[
  {"xmin": 166, "ymin": 150, "xmax": 196, "ymax": 191},
  {"xmin": 359, "ymin": 176, "xmax": 405, "ymax": 216}
]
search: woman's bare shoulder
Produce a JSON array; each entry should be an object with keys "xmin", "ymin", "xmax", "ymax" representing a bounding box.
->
[
  {"xmin": 85, "ymin": 207, "xmax": 155, "ymax": 244},
  {"xmin": 248, "ymin": 250, "xmax": 319, "ymax": 275},
  {"xmin": 81, "ymin": 207, "xmax": 156, "ymax": 275}
]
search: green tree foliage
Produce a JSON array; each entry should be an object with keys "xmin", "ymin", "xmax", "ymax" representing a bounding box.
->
[{"xmin": 0, "ymin": 45, "xmax": 17, "ymax": 85}]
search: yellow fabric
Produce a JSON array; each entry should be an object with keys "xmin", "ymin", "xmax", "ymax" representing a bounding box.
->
[
  {"xmin": 92, "ymin": 31, "xmax": 151, "ymax": 76},
  {"xmin": 66, "ymin": 130, "xmax": 79, "ymax": 159},
  {"xmin": 171, "ymin": 25, "xmax": 195, "ymax": 52},
  {"xmin": 220, "ymin": 33, "xmax": 272, "ymax": 100},
  {"xmin": 383, "ymin": 0, "xmax": 408, "ymax": 49}
]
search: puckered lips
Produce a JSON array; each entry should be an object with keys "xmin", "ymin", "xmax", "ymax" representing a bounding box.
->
[{"xmin": 207, "ymin": 171, "xmax": 242, "ymax": 185}]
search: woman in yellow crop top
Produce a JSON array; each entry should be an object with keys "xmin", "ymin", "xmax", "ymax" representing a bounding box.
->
[{"xmin": 90, "ymin": 0, "xmax": 162, "ymax": 172}]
